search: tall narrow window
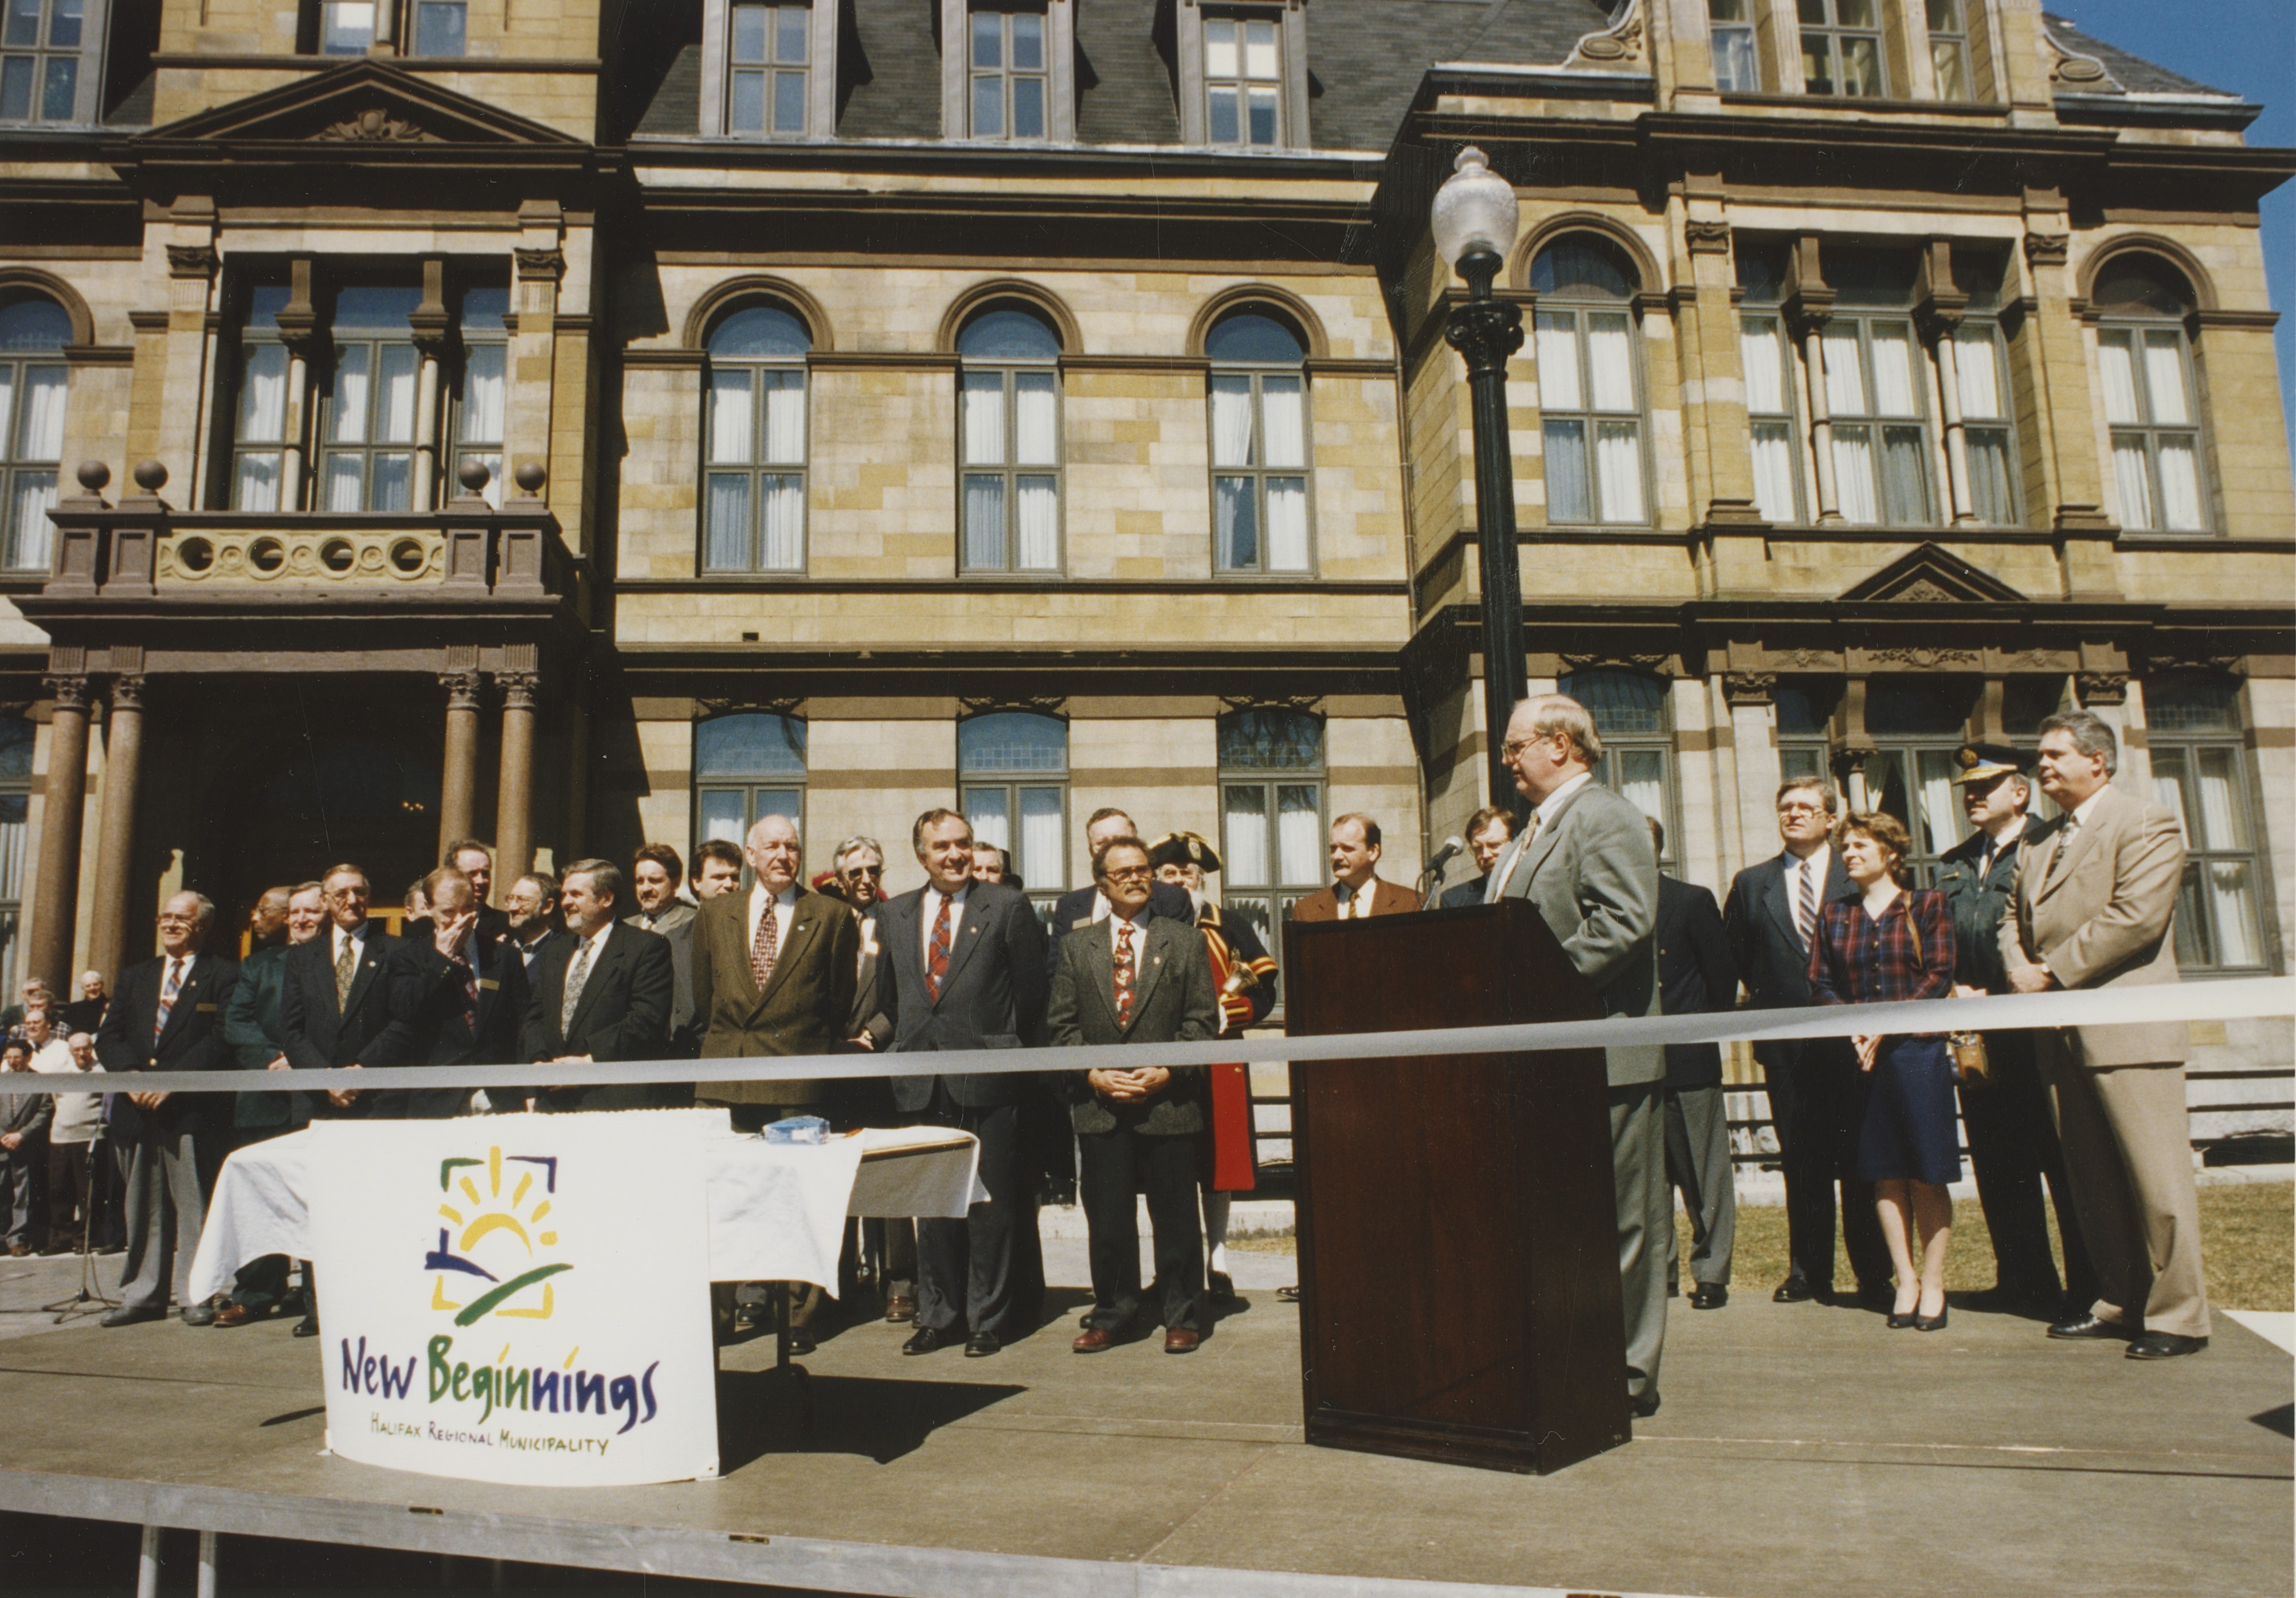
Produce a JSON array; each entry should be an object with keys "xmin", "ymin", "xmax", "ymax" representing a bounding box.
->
[
  {"xmin": 957, "ymin": 305, "xmax": 1061, "ymax": 573},
  {"xmin": 1925, "ymin": 0, "xmax": 1969, "ymax": 100},
  {"xmin": 1800, "ymin": 0, "xmax": 1884, "ymax": 96},
  {"xmin": 1533, "ymin": 238, "xmax": 1648, "ymax": 527},
  {"xmin": 320, "ymin": 287, "xmax": 422, "ymax": 514},
  {"xmin": 0, "ymin": 0, "xmax": 86, "ymax": 122},
  {"xmin": 703, "ymin": 303, "xmax": 810, "ymax": 573},
  {"xmin": 1817, "ymin": 251, "xmax": 1934, "ymax": 526},
  {"xmin": 2094, "ymin": 256, "xmax": 2208, "ymax": 534},
  {"xmin": 2148, "ymin": 678, "xmax": 2266, "ymax": 972},
  {"xmin": 1218, "ymin": 707, "xmax": 1325, "ymax": 969},
  {"xmin": 1953, "ymin": 323, "xmax": 2017, "ymax": 524},
  {"xmin": 0, "ymin": 717, "xmax": 29, "ymax": 1002},
  {"xmin": 0, "ymin": 296, "xmax": 68, "ymax": 572},
  {"xmin": 695, "ymin": 713, "xmax": 806, "ymax": 853},
  {"xmin": 412, "ymin": 0, "xmax": 467, "ymax": 55},
  {"xmin": 1859, "ymin": 677, "xmax": 1977, "ymax": 885},
  {"xmin": 1561, "ymin": 671, "xmax": 1679, "ymax": 863},
  {"xmin": 1707, "ymin": 0, "xmax": 1758, "ymax": 92},
  {"xmin": 451, "ymin": 284, "xmax": 508, "ymax": 508},
  {"xmin": 959, "ymin": 711, "xmax": 1067, "ymax": 921},
  {"xmin": 1741, "ymin": 312, "xmax": 1804, "ymax": 523},
  {"xmin": 971, "ymin": 6, "xmax": 1048, "ymax": 140},
  {"xmin": 232, "ymin": 285, "xmax": 294, "ymax": 513},
  {"xmin": 317, "ymin": 1, "xmax": 374, "ymax": 54},
  {"xmin": 1208, "ymin": 310, "xmax": 1311, "ymax": 573},
  {"xmin": 1204, "ymin": 11, "xmax": 1281, "ymax": 147},
  {"xmin": 1774, "ymin": 681, "xmax": 1838, "ymax": 785},
  {"xmin": 728, "ymin": 2, "xmax": 810, "ymax": 136}
]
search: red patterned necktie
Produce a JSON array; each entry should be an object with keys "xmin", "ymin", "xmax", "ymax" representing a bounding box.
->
[
  {"xmin": 1114, "ymin": 921, "xmax": 1137, "ymax": 1029},
  {"xmin": 751, "ymin": 896, "xmax": 779, "ymax": 988},
  {"xmin": 454, "ymin": 954, "xmax": 479, "ymax": 1033},
  {"xmin": 153, "ymin": 958, "xmax": 181, "ymax": 1044},
  {"xmin": 926, "ymin": 894, "xmax": 953, "ymax": 1003}
]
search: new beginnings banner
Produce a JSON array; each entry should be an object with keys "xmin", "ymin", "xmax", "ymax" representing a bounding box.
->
[{"xmin": 305, "ymin": 1111, "xmax": 721, "ymax": 1486}]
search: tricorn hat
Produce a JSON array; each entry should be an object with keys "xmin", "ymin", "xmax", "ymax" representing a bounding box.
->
[
  {"xmin": 1147, "ymin": 830, "xmax": 1223, "ymax": 875},
  {"xmin": 1951, "ymin": 743, "xmax": 2030, "ymax": 788}
]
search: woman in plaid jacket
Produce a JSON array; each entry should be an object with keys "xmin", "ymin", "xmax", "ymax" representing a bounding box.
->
[{"xmin": 1809, "ymin": 812, "xmax": 1959, "ymax": 1331}]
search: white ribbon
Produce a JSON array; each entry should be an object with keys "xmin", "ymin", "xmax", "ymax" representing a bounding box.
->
[{"xmin": 57, "ymin": 976, "xmax": 2294, "ymax": 1096}]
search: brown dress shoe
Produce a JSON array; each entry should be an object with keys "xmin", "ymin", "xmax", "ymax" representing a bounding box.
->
[
  {"xmin": 1163, "ymin": 1327, "xmax": 1201, "ymax": 1354},
  {"xmin": 883, "ymin": 1295, "xmax": 916, "ymax": 1323},
  {"xmin": 1072, "ymin": 1326, "xmax": 1115, "ymax": 1353},
  {"xmin": 212, "ymin": 1302, "xmax": 268, "ymax": 1329}
]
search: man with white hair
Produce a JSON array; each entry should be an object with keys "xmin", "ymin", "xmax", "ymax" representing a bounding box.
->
[{"xmin": 95, "ymin": 891, "xmax": 241, "ymax": 1325}]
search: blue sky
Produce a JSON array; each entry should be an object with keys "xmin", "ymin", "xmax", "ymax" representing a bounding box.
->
[{"xmin": 2049, "ymin": 0, "xmax": 2295, "ymax": 460}]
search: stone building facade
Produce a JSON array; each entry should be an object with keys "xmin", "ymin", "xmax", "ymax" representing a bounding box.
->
[{"xmin": 0, "ymin": 0, "xmax": 2286, "ymax": 1093}]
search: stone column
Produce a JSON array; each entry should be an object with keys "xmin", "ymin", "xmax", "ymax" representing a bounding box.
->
[
  {"xmin": 85, "ymin": 673, "xmax": 146, "ymax": 985},
  {"xmin": 28, "ymin": 673, "xmax": 93, "ymax": 991},
  {"xmin": 494, "ymin": 670, "xmax": 540, "ymax": 890},
  {"xmin": 438, "ymin": 669, "xmax": 483, "ymax": 859}
]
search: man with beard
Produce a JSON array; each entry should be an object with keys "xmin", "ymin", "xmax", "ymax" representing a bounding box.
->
[{"xmin": 630, "ymin": 844, "xmax": 701, "ymax": 1057}]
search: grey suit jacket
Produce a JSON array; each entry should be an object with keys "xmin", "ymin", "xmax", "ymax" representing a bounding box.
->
[
  {"xmin": 1045, "ymin": 914, "xmax": 1219, "ymax": 1135},
  {"xmin": 2001, "ymin": 782, "xmax": 2188, "ymax": 1068},
  {"xmin": 1490, "ymin": 779, "xmax": 1663, "ymax": 1086},
  {"xmin": 627, "ymin": 902, "xmax": 699, "ymax": 1056}
]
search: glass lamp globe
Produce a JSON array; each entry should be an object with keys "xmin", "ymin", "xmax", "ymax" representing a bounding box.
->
[{"xmin": 1431, "ymin": 146, "xmax": 1519, "ymax": 273}]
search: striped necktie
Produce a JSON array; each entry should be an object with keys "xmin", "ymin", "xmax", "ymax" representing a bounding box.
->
[
  {"xmin": 1796, "ymin": 859, "xmax": 1819, "ymax": 952},
  {"xmin": 153, "ymin": 958, "xmax": 182, "ymax": 1045},
  {"xmin": 560, "ymin": 935, "xmax": 597, "ymax": 1034}
]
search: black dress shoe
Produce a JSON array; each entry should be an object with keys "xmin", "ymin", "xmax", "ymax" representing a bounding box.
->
[
  {"xmin": 100, "ymin": 1305, "xmax": 164, "ymax": 1327},
  {"xmin": 1773, "ymin": 1278, "xmax": 1817, "ymax": 1303},
  {"xmin": 1690, "ymin": 1284, "xmax": 1727, "ymax": 1310},
  {"xmin": 964, "ymin": 1331, "xmax": 1000, "ymax": 1358},
  {"xmin": 1630, "ymin": 1391, "xmax": 1660, "ymax": 1419},
  {"xmin": 291, "ymin": 1317, "xmax": 321, "ymax": 1338},
  {"xmin": 902, "ymin": 1325, "xmax": 956, "ymax": 1356},
  {"xmin": 786, "ymin": 1329, "xmax": 817, "ymax": 1357},
  {"xmin": 2047, "ymin": 1314, "xmax": 2129, "ymax": 1341},
  {"xmin": 181, "ymin": 1300, "xmax": 220, "ymax": 1327},
  {"xmin": 1915, "ymin": 1306, "xmax": 1949, "ymax": 1333},
  {"xmin": 1207, "ymin": 1271, "xmax": 1236, "ymax": 1306},
  {"xmin": 1886, "ymin": 1310, "xmax": 1918, "ymax": 1330},
  {"xmin": 2126, "ymin": 1332, "xmax": 2207, "ymax": 1360}
]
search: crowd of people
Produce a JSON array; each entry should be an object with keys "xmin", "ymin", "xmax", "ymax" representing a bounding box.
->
[{"xmin": 0, "ymin": 692, "xmax": 2211, "ymax": 1403}]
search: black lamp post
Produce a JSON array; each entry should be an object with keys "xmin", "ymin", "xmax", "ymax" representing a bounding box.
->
[{"xmin": 1433, "ymin": 146, "xmax": 1528, "ymax": 811}]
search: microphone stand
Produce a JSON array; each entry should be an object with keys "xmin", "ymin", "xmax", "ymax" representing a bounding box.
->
[{"xmin": 44, "ymin": 1127, "xmax": 118, "ymax": 1323}]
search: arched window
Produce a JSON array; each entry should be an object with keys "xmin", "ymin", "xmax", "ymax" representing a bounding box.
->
[
  {"xmin": 704, "ymin": 301, "xmax": 812, "ymax": 572},
  {"xmin": 2094, "ymin": 256, "xmax": 2207, "ymax": 533},
  {"xmin": 1208, "ymin": 309, "xmax": 1311, "ymax": 573},
  {"xmin": 0, "ymin": 295, "xmax": 69, "ymax": 571},
  {"xmin": 0, "ymin": 715, "xmax": 28, "ymax": 1000},
  {"xmin": 1559, "ymin": 671, "xmax": 1676, "ymax": 861},
  {"xmin": 1532, "ymin": 238, "xmax": 1648, "ymax": 526},
  {"xmin": 959, "ymin": 711, "xmax": 1067, "ymax": 912},
  {"xmin": 1218, "ymin": 707, "xmax": 1325, "ymax": 951},
  {"xmin": 957, "ymin": 304, "xmax": 1061, "ymax": 573},
  {"xmin": 695, "ymin": 712, "xmax": 806, "ymax": 850},
  {"xmin": 2148, "ymin": 676, "xmax": 2266, "ymax": 971}
]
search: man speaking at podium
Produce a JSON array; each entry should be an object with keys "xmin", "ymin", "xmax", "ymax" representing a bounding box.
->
[{"xmin": 1484, "ymin": 694, "xmax": 1667, "ymax": 1418}]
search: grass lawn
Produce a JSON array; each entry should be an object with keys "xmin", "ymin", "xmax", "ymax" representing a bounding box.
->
[{"xmin": 1233, "ymin": 1180, "xmax": 2294, "ymax": 1311}]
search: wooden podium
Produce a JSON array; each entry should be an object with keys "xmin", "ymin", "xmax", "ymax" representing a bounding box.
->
[{"xmin": 1282, "ymin": 899, "xmax": 1628, "ymax": 1474}]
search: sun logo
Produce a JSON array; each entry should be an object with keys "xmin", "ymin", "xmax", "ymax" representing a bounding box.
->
[{"xmin": 426, "ymin": 1146, "xmax": 571, "ymax": 1327}]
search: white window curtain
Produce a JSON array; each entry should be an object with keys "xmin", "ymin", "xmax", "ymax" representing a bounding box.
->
[
  {"xmin": 1953, "ymin": 329, "xmax": 2002, "ymax": 420},
  {"xmin": 2142, "ymin": 332, "xmax": 2189, "ymax": 425},
  {"xmin": 6, "ymin": 474, "xmax": 54, "ymax": 571},
  {"xmin": 1869, "ymin": 324, "xmax": 1919, "ymax": 415},
  {"xmin": 1013, "ymin": 371, "xmax": 1057, "ymax": 465},
  {"xmin": 1019, "ymin": 786, "xmax": 1065, "ymax": 890},
  {"xmin": 964, "ymin": 476, "xmax": 1006, "ymax": 567},
  {"xmin": 1265, "ymin": 478, "xmax": 1309, "ymax": 570},
  {"xmin": 1015, "ymin": 476, "xmax": 1058, "ymax": 569},
  {"xmin": 332, "ymin": 347, "xmax": 371, "ymax": 444},
  {"xmin": 1913, "ymin": 749, "xmax": 1965, "ymax": 857},
  {"xmin": 965, "ymin": 788, "xmax": 1011, "ymax": 854},
  {"xmin": 1741, "ymin": 320, "xmax": 1786, "ymax": 413},
  {"xmin": 1595, "ymin": 421, "xmax": 1645, "ymax": 523},
  {"xmin": 709, "ymin": 369, "xmax": 754, "ymax": 463},
  {"xmin": 1215, "ymin": 476, "xmax": 1255, "ymax": 567},
  {"xmin": 2156, "ymin": 438, "xmax": 2204, "ymax": 530},
  {"xmin": 699, "ymin": 790, "xmax": 747, "ymax": 846},
  {"xmin": 1210, "ymin": 375, "xmax": 1255, "ymax": 466},
  {"xmin": 1535, "ymin": 315, "xmax": 1581, "ymax": 411},
  {"xmin": 1586, "ymin": 315, "xmax": 1636, "ymax": 412},
  {"xmin": 759, "ymin": 475, "xmax": 803, "ymax": 569},
  {"xmin": 1260, "ymin": 376, "xmax": 1305, "ymax": 467},
  {"xmin": 460, "ymin": 345, "xmax": 506, "ymax": 443},
  {"xmin": 1965, "ymin": 429, "xmax": 2015, "ymax": 524},
  {"xmin": 1750, "ymin": 422, "xmax": 1799, "ymax": 522},
  {"xmin": 1544, "ymin": 420, "xmax": 1589, "ymax": 522},
  {"xmin": 324, "ymin": 455, "xmax": 365, "ymax": 512},
  {"xmin": 1223, "ymin": 785, "xmax": 1269, "ymax": 886},
  {"xmin": 235, "ymin": 453, "xmax": 283, "ymax": 512},
  {"xmin": 1609, "ymin": 749, "xmax": 1666, "ymax": 827},
  {"xmin": 15, "ymin": 365, "xmax": 64, "ymax": 461},
  {"xmin": 2111, "ymin": 438, "xmax": 2154, "ymax": 530},
  {"xmin": 1277, "ymin": 784, "xmax": 1322, "ymax": 886},
  {"xmin": 1832, "ymin": 428, "xmax": 1877, "ymax": 523},
  {"xmin": 377, "ymin": 347, "xmax": 420, "ymax": 443},
  {"xmin": 2097, "ymin": 332, "xmax": 2141, "ymax": 424},
  {"xmin": 962, "ymin": 373, "xmax": 1004, "ymax": 464},
  {"xmin": 704, "ymin": 475, "xmax": 750, "ymax": 569},
  {"xmin": 761, "ymin": 369, "xmax": 805, "ymax": 463},
  {"xmin": 1821, "ymin": 328, "xmax": 1865, "ymax": 416}
]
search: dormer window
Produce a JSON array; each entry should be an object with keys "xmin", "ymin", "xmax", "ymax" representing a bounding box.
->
[
  {"xmin": 318, "ymin": 1, "xmax": 373, "ymax": 55},
  {"xmin": 971, "ymin": 7, "xmax": 1048, "ymax": 139},
  {"xmin": 702, "ymin": 0, "xmax": 836, "ymax": 138},
  {"xmin": 1, "ymin": 0, "xmax": 103, "ymax": 124},
  {"xmin": 1799, "ymin": 0, "xmax": 1884, "ymax": 97},
  {"xmin": 1925, "ymin": 0, "xmax": 1969, "ymax": 101},
  {"xmin": 1177, "ymin": 1, "xmax": 1307, "ymax": 150},
  {"xmin": 1706, "ymin": 0, "xmax": 1758, "ymax": 93}
]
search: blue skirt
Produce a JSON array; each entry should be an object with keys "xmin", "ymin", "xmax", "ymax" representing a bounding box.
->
[{"xmin": 1856, "ymin": 1035, "xmax": 1963, "ymax": 1186}]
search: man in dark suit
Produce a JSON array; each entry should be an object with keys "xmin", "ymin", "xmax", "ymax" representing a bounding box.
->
[
  {"xmin": 1485, "ymin": 695, "xmax": 1667, "ymax": 1417},
  {"xmin": 387, "ymin": 867, "xmax": 530, "ymax": 1121},
  {"xmin": 875, "ymin": 808, "xmax": 1049, "ymax": 1357},
  {"xmin": 628, "ymin": 843, "xmax": 701, "ymax": 1057},
  {"xmin": 1650, "ymin": 818, "xmax": 1737, "ymax": 1311},
  {"xmin": 96, "ymin": 891, "xmax": 240, "ymax": 1325},
  {"xmin": 691, "ymin": 814, "xmax": 859, "ymax": 1349},
  {"xmin": 1050, "ymin": 835, "xmax": 1221, "ymax": 1354},
  {"xmin": 831, "ymin": 834, "xmax": 919, "ymax": 1322},
  {"xmin": 1938, "ymin": 744, "xmax": 2096, "ymax": 1317},
  {"xmin": 1723, "ymin": 777, "xmax": 1891, "ymax": 1306},
  {"xmin": 444, "ymin": 839, "xmax": 513, "ymax": 946},
  {"xmin": 1438, "ymin": 805, "xmax": 1517, "ymax": 909},
  {"xmin": 214, "ymin": 881, "xmax": 325, "ymax": 1327},
  {"xmin": 506, "ymin": 870, "xmax": 565, "ymax": 978},
  {"xmin": 520, "ymin": 859, "xmax": 677, "ymax": 1111},
  {"xmin": 1047, "ymin": 807, "xmax": 1193, "ymax": 977},
  {"xmin": 1292, "ymin": 814, "xmax": 1418, "ymax": 922}
]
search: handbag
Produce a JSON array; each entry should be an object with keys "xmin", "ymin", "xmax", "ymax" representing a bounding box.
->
[{"xmin": 1903, "ymin": 902, "xmax": 1991, "ymax": 1084}]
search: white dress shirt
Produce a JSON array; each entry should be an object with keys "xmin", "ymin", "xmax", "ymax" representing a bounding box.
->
[
  {"xmin": 1335, "ymin": 880, "xmax": 1377, "ymax": 920},
  {"xmin": 1109, "ymin": 904, "xmax": 1152, "ymax": 950},
  {"xmin": 921, "ymin": 882, "xmax": 969, "ymax": 961},
  {"xmin": 330, "ymin": 923, "xmax": 366, "ymax": 968},
  {"xmin": 745, "ymin": 883, "xmax": 800, "ymax": 966},
  {"xmin": 1484, "ymin": 770, "xmax": 1598, "ymax": 902},
  {"xmin": 30, "ymin": 1039, "xmax": 100, "ymax": 1144}
]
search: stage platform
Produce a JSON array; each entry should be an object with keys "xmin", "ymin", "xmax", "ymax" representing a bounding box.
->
[{"xmin": 0, "ymin": 1250, "xmax": 2288, "ymax": 1598}]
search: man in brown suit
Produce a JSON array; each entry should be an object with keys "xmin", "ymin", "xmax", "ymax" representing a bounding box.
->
[
  {"xmin": 2002, "ymin": 708, "xmax": 2208, "ymax": 1360},
  {"xmin": 1291, "ymin": 814, "xmax": 1417, "ymax": 922},
  {"xmin": 691, "ymin": 812, "xmax": 860, "ymax": 1349}
]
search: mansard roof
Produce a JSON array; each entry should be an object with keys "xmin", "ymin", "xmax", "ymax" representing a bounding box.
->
[{"xmin": 2040, "ymin": 13, "xmax": 2236, "ymax": 101}]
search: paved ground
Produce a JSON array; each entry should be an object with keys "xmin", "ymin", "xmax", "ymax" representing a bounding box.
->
[{"xmin": 0, "ymin": 1225, "xmax": 2287, "ymax": 1598}]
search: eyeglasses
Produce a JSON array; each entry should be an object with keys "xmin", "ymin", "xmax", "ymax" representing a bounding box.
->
[
  {"xmin": 1777, "ymin": 804, "xmax": 1828, "ymax": 819},
  {"xmin": 840, "ymin": 865, "xmax": 883, "ymax": 878},
  {"xmin": 1102, "ymin": 867, "xmax": 1153, "ymax": 883},
  {"xmin": 156, "ymin": 914, "xmax": 197, "ymax": 927}
]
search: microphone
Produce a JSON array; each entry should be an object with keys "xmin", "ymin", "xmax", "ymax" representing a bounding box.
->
[{"xmin": 1426, "ymin": 836, "xmax": 1466, "ymax": 874}]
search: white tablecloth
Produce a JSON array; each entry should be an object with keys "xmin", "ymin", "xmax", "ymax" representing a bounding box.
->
[{"xmin": 187, "ymin": 1121, "xmax": 982, "ymax": 1304}]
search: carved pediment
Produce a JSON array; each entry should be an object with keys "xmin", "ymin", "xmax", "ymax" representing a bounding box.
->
[
  {"xmin": 134, "ymin": 59, "xmax": 583, "ymax": 148},
  {"xmin": 1837, "ymin": 544, "xmax": 2027, "ymax": 606}
]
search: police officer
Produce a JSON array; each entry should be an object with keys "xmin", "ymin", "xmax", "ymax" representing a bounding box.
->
[{"xmin": 1935, "ymin": 743, "xmax": 2097, "ymax": 1317}]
